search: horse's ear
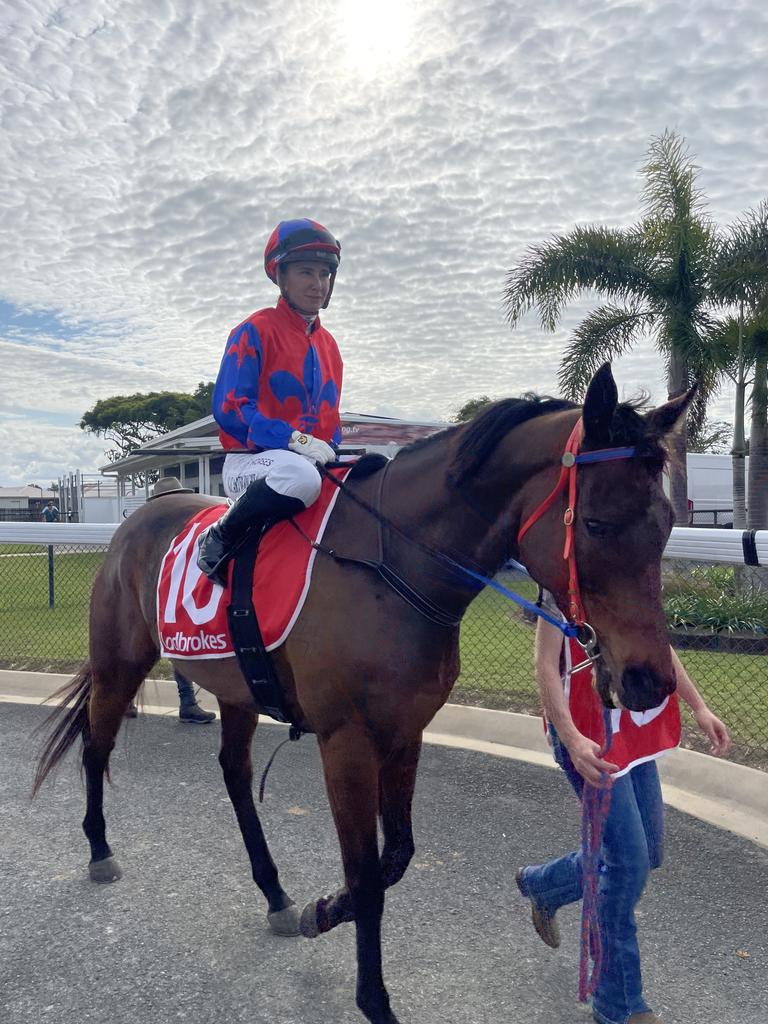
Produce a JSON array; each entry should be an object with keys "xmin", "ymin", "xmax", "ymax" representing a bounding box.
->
[
  {"xmin": 645, "ymin": 385, "xmax": 697, "ymax": 435},
  {"xmin": 582, "ymin": 363, "xmax": 618, "ymax": 444}
]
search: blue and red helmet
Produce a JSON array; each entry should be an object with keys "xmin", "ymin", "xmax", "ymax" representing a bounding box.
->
[{"xmin": 264, "ymin": 219, "xmax": 341, "ymax": 284}]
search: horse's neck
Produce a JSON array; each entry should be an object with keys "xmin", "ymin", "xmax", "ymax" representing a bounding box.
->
[
  {"xmin": 383, "ymin": 439, "xmax": 533, "ymax": 592},
  {"xmin": 382, "ymin": 413, "xmax": 574, "ymax": 610}
]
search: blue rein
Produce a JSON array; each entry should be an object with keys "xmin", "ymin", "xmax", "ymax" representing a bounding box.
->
[
  {"xmin": 432, "ymin": 444, "xmax": 637, "ymax": 641},
  {"xmin": 318, "ymin": 441, "xmax": 636, "ymax": 645}
]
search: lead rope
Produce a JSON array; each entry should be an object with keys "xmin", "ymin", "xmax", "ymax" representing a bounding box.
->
[
  {"xmin": 258, "ymin": 725, "xmax": 304, "ymax": 803},
  {"xmin": 578, "ymin": 705, "xmax": 614, "ymax": 1003}
]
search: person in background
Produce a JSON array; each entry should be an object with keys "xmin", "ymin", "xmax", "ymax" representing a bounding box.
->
[
  {"xmin": 197, "ymin": 218, "xmax": 343, "ymax": 586},
  {"xmin": 41, "ymin": 500, "xmax": 60, "ymax": 523},
  {"xmin": 125, "ymin": 671, "xmax": 216, "ymax": 723},
  {"xmin": 516, "ymin": 592, "xmax": 730, "ymax": 1024}
]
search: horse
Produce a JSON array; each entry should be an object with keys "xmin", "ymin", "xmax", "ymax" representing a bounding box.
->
[{"xmin": 34, "ymin": 363, "xmax": 692, "ymax": 1024}]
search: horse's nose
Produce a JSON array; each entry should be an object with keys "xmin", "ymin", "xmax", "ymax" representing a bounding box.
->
[{"xmin": 619, "ymin": 664, "xmax": 676, "ymax": 711}]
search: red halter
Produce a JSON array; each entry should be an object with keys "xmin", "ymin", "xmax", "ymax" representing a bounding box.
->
[
  {"xmin": 517, "ymin": 417, "xmax": 638, "ymax": 629},
  {"xmin": 518, "ymin": 418, "xmax": 586, "ymax": 624}
]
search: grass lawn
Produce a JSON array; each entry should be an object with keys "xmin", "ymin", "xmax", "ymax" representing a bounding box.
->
[
  {"xmin": 0, "ymin": 549, "xmax": 104, "ymax": 667},
  {"xmin": 0, "ymin": 555, "xmax": 765, "ymax": 766}
]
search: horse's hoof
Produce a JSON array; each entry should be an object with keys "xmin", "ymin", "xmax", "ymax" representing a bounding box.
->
[
  {"xmin": 88, "ymin": 856, "xmax": 122, "ymax": 883},
  {"xmin": 299, "ymin": 900, "xmax": 320, "ymax": 938},
  {"xmin": 267, "ymin": 903, "xmax": 302, "ymax": 937}
]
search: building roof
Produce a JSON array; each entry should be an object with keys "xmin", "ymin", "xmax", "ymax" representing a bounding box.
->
[{"xmin": 0, "ymin": 486, "xmax": 57, "ymax": 500}]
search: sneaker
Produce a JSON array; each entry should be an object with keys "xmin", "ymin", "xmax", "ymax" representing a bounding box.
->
[
  {"xmin": 179, "ymin": 702, "xmax": 216, "ymax": 724},
  {"xmin": 124, "ymin": 702, "xmax": 138, "ymax": 718},
  {"xmin": 515, "ymin": 868, "xmax": 561, "ymax": 949}
]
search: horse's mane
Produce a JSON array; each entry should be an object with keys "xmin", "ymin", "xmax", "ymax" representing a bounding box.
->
[
  {"xmin": 395, "ymin": 393, "xmax": 667, "ymax": 486},
  {"xmin": 448, "ymin": 396, "xmax": 575, "ymax": 484}
]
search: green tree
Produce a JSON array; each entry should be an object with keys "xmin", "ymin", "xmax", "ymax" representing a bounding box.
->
[
  {"xmin": 80, "ymin": 381, "xmax": 214, "ymax": 463},
  {"xmin": 453, "ymin": 396, "xmax": 493, "ymax": 422},
  {"xmin": 704, "ymin": 310, "xmax": 766, "ymax": 526},
  {"xmin": 503, "ymin": 130, "xmax": 721, "ymax": 523},
  {"xmin": 710, "ymin": 201, "xmax": 768, "ymax": 529},
  {"xmin": 687, "ymin": 418, "xmax": 733, "ymax": 454}
]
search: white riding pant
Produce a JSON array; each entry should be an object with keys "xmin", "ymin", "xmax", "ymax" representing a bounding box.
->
[{"xmin": 222, "ymin": 450, "xmax": 322, "ymax": 506}]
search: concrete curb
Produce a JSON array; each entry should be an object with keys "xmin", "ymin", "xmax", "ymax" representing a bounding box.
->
[
  {"xmin": 3, "ymin": 669, "xmax": 766, "ymax": 848},
  {"xmin": 426, "ymin": 703, "xmax": 768, "ymax": 849}
]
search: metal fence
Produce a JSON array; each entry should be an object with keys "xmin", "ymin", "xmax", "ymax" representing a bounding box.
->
[
  {"xmin": 687, "ymin": 508, "xmax": 735, "ymax": 528},
  {"xmin": 0, "ymin": 526, "xmax": 766, "ymax": 770}
]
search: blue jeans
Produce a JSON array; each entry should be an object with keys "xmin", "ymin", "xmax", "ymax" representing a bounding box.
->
[
  {"xmin": 175, "ymin": 671, "xmax": 196, "ymax": 708},
  {"xmin": 518, "ymin": 728, "xmax": 664, "ymax": 1024}
]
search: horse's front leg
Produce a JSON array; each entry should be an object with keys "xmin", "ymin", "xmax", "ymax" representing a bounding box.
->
[
  {"xmin": 379, "ymin": 737, "xmax": 420, "ymax": 888},
  {"xmin": 314, "ymin": 725, "xmax": 400, "ymax": 1024},
  {"xmin": 217, "ymin": 701, "xmax": 301, "ymax": 936},
  {"xmin": 300, "ymin": 736, "xmax": 422, "ymax": 937}
]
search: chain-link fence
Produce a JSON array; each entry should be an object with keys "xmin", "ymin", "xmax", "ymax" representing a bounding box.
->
[
  {"xmin": 1, "ymin": 542, "xmax": 766, "ymax": 770},
  {"xmin": 687, "ymin": 508, "xmax": 735, "ymax": 528}
]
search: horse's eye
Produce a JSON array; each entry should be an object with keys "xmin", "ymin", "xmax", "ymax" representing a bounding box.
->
[{"xmin": 584, "ymin": 518, "xmax": 611, "ymax": 537}]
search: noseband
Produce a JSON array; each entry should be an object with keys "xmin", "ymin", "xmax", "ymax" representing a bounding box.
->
[{"xmin": 517, "ymin": 418, "xmax": 636, "ymax": 664}]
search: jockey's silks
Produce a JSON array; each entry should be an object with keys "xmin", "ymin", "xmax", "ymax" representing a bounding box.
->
[
  {"xmin": 562, "ymin": 636, "xmax": 681, "ymax": 777},
  {"xmin": 213, "ymin": 297, "xmax": 343, "ymax": 451}
]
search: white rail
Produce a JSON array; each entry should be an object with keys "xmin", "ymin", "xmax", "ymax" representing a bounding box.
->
[
  {"xmin": 0, "ymin": 523, "xmax": 118, "ymax": 545},
  {"xmin": 1, "ymin": 522, "xmax": 767, "ymax": 566}
]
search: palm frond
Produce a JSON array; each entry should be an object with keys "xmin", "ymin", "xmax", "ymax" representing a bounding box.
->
[
  {"xmin": 700, "ymin": 316, "xmax": 742, "ymax": 378},
  {"xmin": 711, "ymin": 199, "xmax": 768, "ymax": 309},
  {"xmin": 641, "ymin": 130, "xmax": 707, "ymax": 226},
  {"xmin": 556, "ymin": 303, "xmax": 655, "ymax": 399},
  {"xmin": 504, "ymin": 227, "xmax": 654, "ymax": 331}
]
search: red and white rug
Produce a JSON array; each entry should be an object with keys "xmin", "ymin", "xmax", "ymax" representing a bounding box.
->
[{"xmin": 156, "ymin": 470, "xmax": 349, "ymax": 659}]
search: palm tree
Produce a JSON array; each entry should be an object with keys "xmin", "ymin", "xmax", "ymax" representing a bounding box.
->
[
  {"xmin": 710, "ymin": 201, "xmax": 768, "ymax": 529},
  {"xmin": 504, "ymin": 130, "xmax": 720, "ymax": 523},
  {"xmin": 747, "ymin": 328, "xmax": 768, "ymax": 529},
  {"xmin": 705, "ymin": 309, "xmax": 764, "ymax": 528}
]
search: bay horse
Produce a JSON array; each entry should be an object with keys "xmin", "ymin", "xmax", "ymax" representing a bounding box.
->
[{"xmin": 34, "ymin": 364, "xmax": 692, "ymax": 1024}]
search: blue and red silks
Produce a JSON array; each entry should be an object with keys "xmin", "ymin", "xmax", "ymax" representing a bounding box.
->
[{"xmin": 213, "ymin": 297, "xmax": 343, "ymax": 452}]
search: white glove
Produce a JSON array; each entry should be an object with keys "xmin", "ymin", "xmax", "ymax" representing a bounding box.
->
[{"xmin": 288, "ymin": 430, "xmax": 336, "ymax": 465}]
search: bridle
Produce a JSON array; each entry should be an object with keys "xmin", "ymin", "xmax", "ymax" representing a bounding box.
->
[
  {"xmin": 311, "ymin": 417, "xmax": 638, "ymax": 659},
  {"xmin": 517, "ymin": 417, "xmax": 636, "ymax": 669}
]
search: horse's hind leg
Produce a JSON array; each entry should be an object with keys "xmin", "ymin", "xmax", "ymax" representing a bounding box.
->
[
  {"xmin": 217, "ymin": 701, "xmax": 301, "ymax": 936},
  {"xmin": 84, "ymin": 659, "xmax": 151, "ymax": 882}
]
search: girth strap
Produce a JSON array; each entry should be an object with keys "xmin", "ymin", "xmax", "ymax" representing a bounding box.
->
[{"xmin": 227, "ymin": 527, "xmax": 299, "ymax": 726}]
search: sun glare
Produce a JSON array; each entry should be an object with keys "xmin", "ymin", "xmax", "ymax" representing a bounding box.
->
[{"xmin": 337, "ymin": 0, "xmax": 416, "ymax": 79}]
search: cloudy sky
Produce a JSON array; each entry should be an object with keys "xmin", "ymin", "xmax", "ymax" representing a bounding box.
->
[{"xmin": 1, "ymin": 0, "xmax": 766, "ymax": 485}]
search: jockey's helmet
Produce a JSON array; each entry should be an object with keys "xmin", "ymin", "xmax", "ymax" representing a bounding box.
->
[{"xmin": 264, "ymin": 219, "xmax": 341, "ymax": 308}]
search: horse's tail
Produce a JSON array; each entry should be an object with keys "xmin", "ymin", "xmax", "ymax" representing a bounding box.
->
[{"xmin": 32, "ymin": 662, "xmax": 93, "ymax": 796}]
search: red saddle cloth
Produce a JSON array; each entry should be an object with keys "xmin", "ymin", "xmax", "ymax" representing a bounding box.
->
[{"xmin": 157, "ymin": 470, "xmax": 349, "ymax": 660}]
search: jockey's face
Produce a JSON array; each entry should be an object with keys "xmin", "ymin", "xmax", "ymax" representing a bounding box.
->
[{"xmin": 279, "ymin": 260, "xmax": 332, "ymax": 315}]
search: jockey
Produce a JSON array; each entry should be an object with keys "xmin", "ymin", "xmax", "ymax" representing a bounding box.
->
[{"xmin": 197, "ymin": 218, "xmax": 343, "ymax": 586}]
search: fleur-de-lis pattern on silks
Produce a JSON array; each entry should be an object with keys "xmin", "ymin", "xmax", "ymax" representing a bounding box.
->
[
  {"xmin": 226, "ymin": 328, "xmax": 258, "ymax": 368},
  {"xmin": 269, "ymin": 347, "xmax": 338, "ymax": 434},
  {"xmin": 221, "ymin": 389, "xmax": 249, "ymax": 423}
]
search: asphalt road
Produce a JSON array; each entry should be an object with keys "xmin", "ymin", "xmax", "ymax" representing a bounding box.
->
[{"xmin": 2, "ymin": 702, "xmax": 766, "ymax": 1024}]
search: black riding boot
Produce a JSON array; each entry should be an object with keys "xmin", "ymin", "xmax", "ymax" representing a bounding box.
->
[{"xmin": 197, "ymin": 478, "xmax": 305, "ymax": 586}]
